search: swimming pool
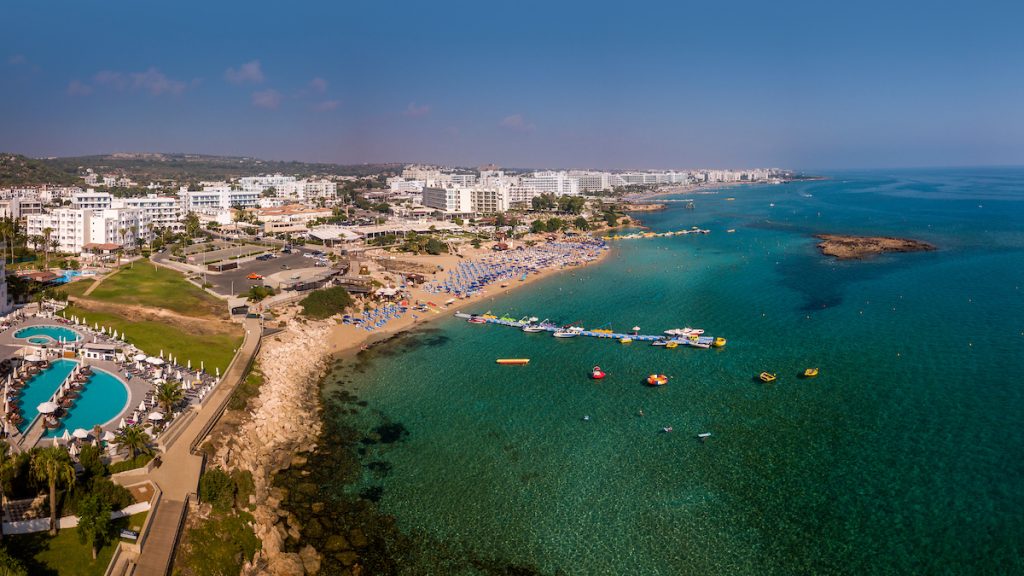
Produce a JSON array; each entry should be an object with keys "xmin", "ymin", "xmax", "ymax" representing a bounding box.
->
[
  {"xmin": 16, "ymin": 359, "xmax": 77, "ymax": 432},
  {"xmin": 45, "ymin": 367, "xmax": 129, "ymax": 438},
  {"xmin": 14, "ymin": 325, "xmax": 81, "ymax": 342},
  {"xmin": 27, "ymin": 337, "xmax": 51, "ymax": 345},
  {"xmin": 56, "ymin": 270, "xmax": 83, "ymax": 284}
]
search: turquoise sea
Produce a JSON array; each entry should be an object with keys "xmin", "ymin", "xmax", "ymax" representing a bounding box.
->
[{"xmin": 314, "ymin": 168, "xmax": 1024, "ymax": 575}]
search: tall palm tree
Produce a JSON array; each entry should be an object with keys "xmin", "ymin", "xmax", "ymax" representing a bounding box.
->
[
  {"xmin": 0, "ymin": 440, "xmax": 24, "ymax": 542},
  {"xmin": 0, "ymin": 217, "xmax": 13, "ymax": 264},
  {"xmin": 130, "ymin": 225, "xmax": 139, "ymax": 253},
  {"xmin": 117, "ymin": 227, "xmax": 127, "ymax": 266},
  {"xmin": 114, "ymin": 424, "xmax": 152, "ymax": 461},
  {"xmin": 30, "ymin": 446, "xmax": 75, "ymax": 535},
  {"xmin": 41, "ymin": 227, "xmax": 53, "ymax": 268},
  {"xmin": 155, "ymin": 381, "xmax": 184, "ymax": 416},
  {"xmin": 146, "ymin": 222, "xmax": 155, "ymax": 247}
]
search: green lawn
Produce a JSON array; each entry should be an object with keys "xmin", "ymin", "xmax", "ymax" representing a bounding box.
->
[
  {"xmin": 63, "ymin": 305, "xmax": 243, "ymax": 374},
  {"xmin": 62, "ymin": 279, "xmax": 96, "ymax": 299},
  {"xmin": 7, "ymin": 511, "xmax": 148, "ymax": 576},
  {"xmin": 83, "ymin": 263, "xmax": 225, "ymax": 318}
]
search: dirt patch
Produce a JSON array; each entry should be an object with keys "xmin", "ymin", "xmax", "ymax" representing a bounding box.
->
[{"xmin": 71, "ymin": 297, "xmax": 238, "ymax": 336}]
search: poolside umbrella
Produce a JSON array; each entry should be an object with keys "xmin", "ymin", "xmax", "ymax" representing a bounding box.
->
[
  {"xmin": 147, "ymin": 412, "xmax": 164, "ymax": 421},
  {"xmin": 146, "ymin": 357, "xmax": 164, "ymax": 366},
  {"xmin": 134, "ymin": 353, "xmax": 147, "ymax": 361},
  {"xmin": 52, "ymin": 436, "xmax": 59, "ymax": 448},
  {"xmin": 61, "ymin": 429, "xmax": 71, "ymax": 442},
  {"xmin": 187, "ymin": 359, "xmax": 191, "ymax": 370},
  {"xmin": 69, "ymin": 443, "xmax": 79, "ymax": 457},
  {"xmin": 118, "ymin": 418, "xmax": 126, "ymax": 429},
  {"xmin": 72, "ymin": 428, "xmax": 89, "ymax": 439},
  {"xmin": 94, "ymin": 322, "xmax": 98, "ymax": 330},
  {"xmin": 200, "ymin": 361, "xmax": 204, "ymax": 372},
  {"xmin": 215, "ymin": 367, "xmax": 220, "ymax": 377},
  {"xmin": 131, "ymin": 410, "xmax": 139, "ymax": 422},
  {"xmin": 37, "ymin": 401, "xmax": 59, "ymax": 414},
  {"xmin": 137, "ymin": 401, "xmax": 147, "ymax": 412},
  {"xmin": 102, "ymin": 431, "xmax": 116, "ymax": 442},
  {"xmin": 159, "ymin": 350, "xmax": 164, "ymax": 358},
  {"xmin": 113, "ymin": 330, "xmax": 118, "ymax": 340}
]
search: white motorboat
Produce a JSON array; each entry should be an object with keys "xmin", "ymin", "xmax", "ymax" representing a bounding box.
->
[
  {"xmin": 522, "ymin": 325, "xmax": 546, "ymax": 333},
  {"xmin": 553, "ymin": 326, "xmax": 584, "ymax": 338}
]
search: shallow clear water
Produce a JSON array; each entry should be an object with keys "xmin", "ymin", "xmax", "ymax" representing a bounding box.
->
[
  {"xmin": 14, "ymin": 325, "xmax": 81, "ymax": 342},
  {"xmin": 322, "ymin": 169, "xmax": 1024, "ymax": 574},
  {"xmin": 45, "ymin": 368, "xmax": 128, "ymax": 437}
]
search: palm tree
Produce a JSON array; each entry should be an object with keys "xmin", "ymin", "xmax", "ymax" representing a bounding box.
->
[
  {"xmin": 0, "ymin": 440, "xmax": 25, "ymax": 542},
  {"xmin": 130, "ymin": 225, "xmax": 139, "ymax": 253},
  {"xmin": 41, "ymin": 227, "xmax": 53, "ymax": 268},
  {"xmin": 30, "ymin": 446, "xmax": 76, "ymax": 535},
  {"xmin": 117, "ymin": 227, "xmax": 127, "ymax": 266},
  {"xmin": 155, "ymin": 381, "xmax": 184, "ymax": 416},
  {"xmin": 146, "ymin": 222, "xmax": 155, "ymax": 247},
  {"xmin": 114, "ymin": 424, "xmax": 152, "ymax": 461},
  {"xmin": 0, "ymin": 217, "xmax": 14, "ymax": 264}
]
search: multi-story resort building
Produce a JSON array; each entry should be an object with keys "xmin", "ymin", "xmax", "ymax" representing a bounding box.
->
[
  {"xmin": 121, "ymin": 194, "xmax": 182, "ymax": 232},
  {"xmin": 26, "ymin": 207, "xmax": 151, "ymax": 253},
  {"xmin": 179, "ymin": 187, "xmax": 260, "ymax": 211}
]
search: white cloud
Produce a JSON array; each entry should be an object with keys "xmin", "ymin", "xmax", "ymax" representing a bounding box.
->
[
  {"xmin": 252, "ymin": 89, "xmax": 282, "ymax": 109},
  {"xmin": 67, "ymin": 80, "xmax": 93, "ymax": 96},
  {"xmin": 226, "ymin": 60, "xmax": 264, "ymax": 84},
  {"xmin": 403, "ymin": 102, "xmax": 431, "ymax": 117},
  {"xmin": 309, "ymin": 77, "xmax": 328, "ymax": 93},
  {"xmin": 499, "ymin": 114, "xmax": 536, "ymax": 132},
  {"xmin": 313, "ymin": 99, "xmax": 340, "ymax": 112},
  {"xmin": 72, "ymin": 67, "xmax": 187, "ymax": 96}
]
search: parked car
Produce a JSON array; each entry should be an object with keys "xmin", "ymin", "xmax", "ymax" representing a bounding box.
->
[{"xmin": 247, "ymin": 273, "xmax": 263, "ymax": 280}]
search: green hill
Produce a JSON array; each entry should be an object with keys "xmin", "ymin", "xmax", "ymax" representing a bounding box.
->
[{"xmin": 0, "ymin": 153, "xmax": 82, "ymax": 186}]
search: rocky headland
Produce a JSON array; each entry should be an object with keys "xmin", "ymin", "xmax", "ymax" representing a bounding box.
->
[
  {"xmin": 815, "ymin": 234, "xmax": 936, "ymax": 260},
  {"xmin": 211, "ymin": 317, "xmax": 334, "ymax": 575}
]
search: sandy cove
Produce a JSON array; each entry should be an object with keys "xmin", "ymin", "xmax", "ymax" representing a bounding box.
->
[
  {"xmin": 326, "ymin": 238, "xmax": 612, "ymax": 358},
  {"xmin": 200, "ymin": 238, "xmax": 611, "ymax": 575}
]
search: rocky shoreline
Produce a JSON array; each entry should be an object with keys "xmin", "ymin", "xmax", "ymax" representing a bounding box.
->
[
  {"xmin": 210, "ymin": 317, "xmax": 335, "ymax": 575},
  {"xmin": 815, "ymin": 234, "xmax": 936, "ymax": 260}
]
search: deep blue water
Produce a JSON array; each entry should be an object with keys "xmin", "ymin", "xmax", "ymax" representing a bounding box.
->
[{"xmin": 323, "ymin": 168, "xmax": 1024, "ymax": 575}]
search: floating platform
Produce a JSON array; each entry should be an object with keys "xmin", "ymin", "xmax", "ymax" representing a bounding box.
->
[{"xmin": 457, "ymin": 313, "xmax": 722, "ymax": 348}]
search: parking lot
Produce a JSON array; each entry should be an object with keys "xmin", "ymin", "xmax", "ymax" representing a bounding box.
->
[{"xmin": 202, "ymin": 248, "xmax": 330, "ymax": 296}]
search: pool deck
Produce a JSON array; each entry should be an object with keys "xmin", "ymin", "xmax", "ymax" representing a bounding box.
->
[{"xmin": 1, "ymin": 316, "xmax": 174, "ymax": 450}]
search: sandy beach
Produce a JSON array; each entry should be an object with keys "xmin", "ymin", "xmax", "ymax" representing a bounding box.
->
[{"xmin": 323, "ymin": 237, "xmax": 611, "ymax": 358}]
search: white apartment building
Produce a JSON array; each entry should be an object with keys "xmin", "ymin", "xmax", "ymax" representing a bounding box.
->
[
  {"xmin": 422, "ymin": 187, "xmax": 472, "ymax": 213},
  {"xmin": 388, "ymin": 178, "xmax": 426, "ymax": 194},
  {"xmin": 179, "ymin": 187, "xmax": 259, "ymax": 212},
  {"xmin": 521, "ymin": 172, "xmax": 580, "ymax": 196},
  {"xmin": 449, "ymin": 174, "xmax": 477, "ymax": 187},
  {"xmin": 72, "ymin": 190, "xmax": 114, "ymax": 210},
  {"xmin": 470, "ymin": 189, "xmax": 510, "ymax": 214},
  {"xmin": 119, "ymin": 195, "xmax": 182, "ymax": 231},
  {"xmin": 27, "ymin": 208, "xmax": 151, "ymax": 253},
  {"xmin": 277, "ymin": 179, "xmax": 337, "ymax": 201},
  {"xmin": 239, "ymin": 174, "xmax": 298, "ymax": 194},
  {"xmin": 571, "ymin": 172, "xmax": 611, "ymax": 192}
]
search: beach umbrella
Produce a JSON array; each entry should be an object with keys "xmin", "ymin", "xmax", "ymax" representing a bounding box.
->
[
  {"xmin": 61, "ymin": 429, "xmax": 71, "ymax": 442},
  {"xmin": 112, "ymin": 330, "xmax": 118, "ymax": 339},
  {"xmin": 137, "ymin": 400, "xmax": 147, "ymax": 412},
  {"xmin": 215, "ymin": 367, "xmax": 220, "ymax": 377},
  {"xmin": 200, "ymin": 361, "xmax": 204, "ymax": 372},
  {"xmin": 147, "ymin": 412, "xmax": 164, "ymax": 421},
  {"xmin": 52, "ymin": 436, "xmax": 59, "ymax": 447},
  {"xmin": 118, "ymin": 418, "xmax": 126, "ymax": 428},
  {"xmin": 159, "ymin": 350, "xmax": 164, "ymax": 358},
  {"xmin": 134, "ymin": 353, "xmax": 147, "ymax": 361},
  {"xmin": 187, "ymin": 359, "xmax": 191, "ymax": 370},
  {"xmin": 131, "ymin": 410, "xmax": 139, "ymax": 422},
  {"xmin": 69, "ymin": 443, "xmax": 79, "ymax": 457},
  {"xmin": 72, "ymin": 428, "xmax": 89, "ymax": 439},
  {"xmin": 103, "ymin": 431, "xmax": 116, "ymax": 442},
  {"xmin": 94, "ymin": 322, "xmax": 98, "ymax": 330},
  {"xmin": 37, "ymin": 401, "xmax": 59, "ymax": 414}
]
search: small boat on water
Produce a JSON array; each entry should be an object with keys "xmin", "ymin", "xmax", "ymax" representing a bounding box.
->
[
  {"xmin": 665, "ymin": 342, "xmax": 679, "ymax": 349},
  {"xmin": 553, "ymin": 326, "xmax": 584, "ymax": 338},
  {"xmin": 713, "ymin": 337, "xmax": 727, "ymax": 348},
  {"xmin": 496, "ymin": 358, "xmax": 530, "ymax": 365},
  {"xmin": 646, "ymin": 374, "xmax": 669, "ymax": 387},
  {"xmin": 726, "ymin": 229, "xmax": 736, "ymax": 233},
  {"xmin": 665, "ymin": 327, "xmax": 704, "ymax": 336},
  {"xmin": 591, "ymin": 366, "xmax": 606, "ymax": 380},
  {"xmin": 651, "ymin": 340, "xmax": 668, "ymax": 347},
  {"xmin": 467, "ymin": 316, "xmax": 487, "ymax": 324},
  {"xmin": 661, "ymin": 426, "xmax": 673, "ymax": 433},
  {"xmin": 759, "ymin": 372, "xmax": 777, "ymax": 383},
  {"xmin": 697, "ymin": 432, "xmax": 712, "ymax": 439},
  {"xmin": 619, "ymin": 337, "xmax": 632, "ymax": 344},
  {"xmin": 803, "ymin": 368, "xmax": 819, "ymax": 378},
  {"xmin": 522, "ymin": 324, "xmax": 545, "ymax": 333}
]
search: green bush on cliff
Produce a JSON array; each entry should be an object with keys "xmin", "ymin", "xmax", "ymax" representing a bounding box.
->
[
  {"xmin": 299, "ymin": 285, "xmax": 353, "ymax": 319},
  {"xmin": 199, "ymin": 467, "xmax": 235, "ymax": 512},
  {"xmin": 176, "ymin": 511, "xmax": 260, "ymax": 576}
]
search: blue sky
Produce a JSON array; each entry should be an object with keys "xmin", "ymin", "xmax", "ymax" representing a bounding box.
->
[{"xmin": 2, "ymin": 0, "xmax": 1022, "ymax": 169}]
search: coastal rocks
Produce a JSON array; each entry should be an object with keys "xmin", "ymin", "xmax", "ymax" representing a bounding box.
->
[
  {"xmin": 217, "ymin": 318, "xmax": 336, "ymax": 575},
  {"xmin": 815, "ymin": 234, "xmax": 936, "ymax": 260}
]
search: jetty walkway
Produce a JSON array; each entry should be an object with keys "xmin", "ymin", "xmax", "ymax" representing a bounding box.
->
[{"xmin": 455, "ymin": 313, "xmax": 721, "ymax": 347}]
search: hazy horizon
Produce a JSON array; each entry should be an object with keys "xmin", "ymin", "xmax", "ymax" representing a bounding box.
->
[{"xmin": 3, "ymin": 0, "xmax": 1022, "ymax": 170}]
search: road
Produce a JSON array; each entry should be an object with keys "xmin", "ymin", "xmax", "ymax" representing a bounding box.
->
[{"xmin": 153, "ymin": 247, "xmax": 325, "ymax": 297}]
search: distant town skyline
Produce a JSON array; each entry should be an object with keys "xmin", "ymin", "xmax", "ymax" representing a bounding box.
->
[{"xmin": 2, "ymin": 0, "xmax": 1022, "ymax": 170}]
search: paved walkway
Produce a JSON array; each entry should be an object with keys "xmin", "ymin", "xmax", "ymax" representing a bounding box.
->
[{"xmin": 133, "ymin": 316, "xmax": 262, "ymax": 575}]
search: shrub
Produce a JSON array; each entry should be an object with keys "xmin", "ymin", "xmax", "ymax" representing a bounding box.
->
[
  {"xmin": 63, "ymin": 477, "xmax": 134, "ymax": 516},
  {"xmin": 108, "ymin": 454, "xmax": 154, "ymax": 474},
  {"xmin": 299, "ymin": 286, "xmax": 353, "ymax": 319},
  {"xmin": 199, "ymin": 467, "xmax": 235, "ymax": 511}
]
